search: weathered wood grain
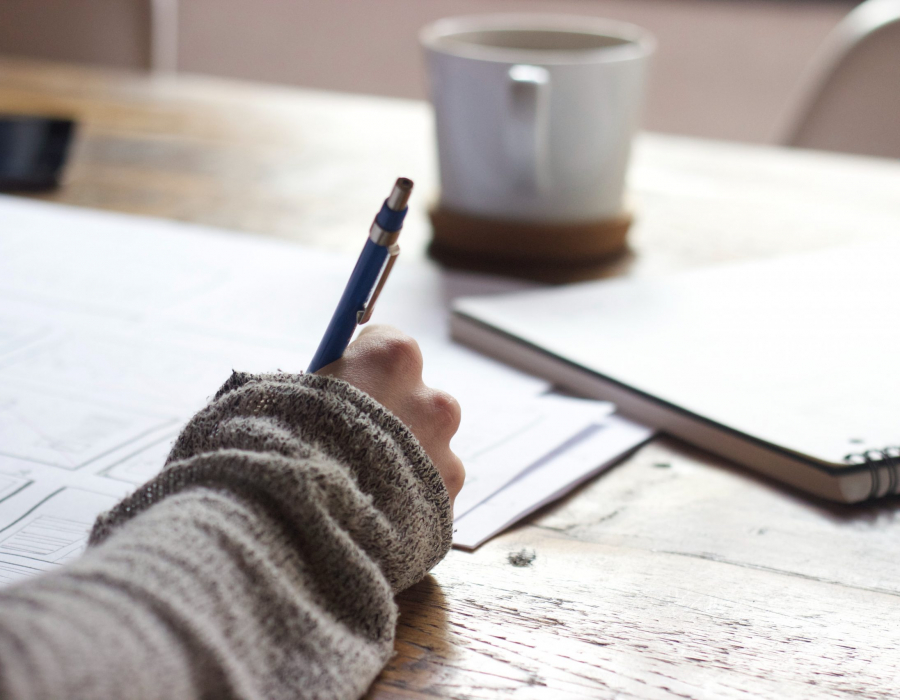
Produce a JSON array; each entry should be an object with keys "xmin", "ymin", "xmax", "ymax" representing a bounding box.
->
[
  {"xmin": 3, "ymin": 57, "xmax": 900, "ymax": 699},
  {"xmin": 377, "ymin": 440, "xmax": 900, "ymax": 699}
]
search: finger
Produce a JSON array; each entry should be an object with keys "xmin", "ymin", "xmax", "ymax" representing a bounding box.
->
[
  {"xmin": 354, "ymin": 323, "xmax": 399, "ymax": 342},
  {"xmin": 356, "ymin": 322, "xmax": 393, "ymax": 338},
  {"xmin": 345, "ymin": 327, "xmax": 423, "ymax": 379},
  {"xmin": 432, "ymin": 448, "xmax": 466, "ymax": 501},
  {"xmin": 424, "ymin": 388, "xmax": 462, "ymax": 439},
  {"xmin": 316, "ymin": 325, "xmax": 421, "ymax": 378}
]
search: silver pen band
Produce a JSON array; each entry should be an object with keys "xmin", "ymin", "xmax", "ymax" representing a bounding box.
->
[{"xmin": 369, "ymin": 221, "xmax": 401, "ymax": 247}]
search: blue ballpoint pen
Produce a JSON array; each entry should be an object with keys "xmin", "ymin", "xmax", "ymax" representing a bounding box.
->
[{"xmin": 307, "ymin": 177, "xmax": 413, "ymax": 373}]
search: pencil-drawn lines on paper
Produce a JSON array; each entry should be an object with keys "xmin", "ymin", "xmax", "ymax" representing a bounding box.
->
[
  {"xmin": 0, "ymin": 560, "xmax": 42, "ymax": 584},
  {"xmin": 0, "ymin": 473, "xmax": 31, "ymax": 502},
  {"xmin": 0, "ymin": 488, "xmax": 119, "ymax": 566},
  {"xmin": 0, "ymin": 334, "xmax": 281, "ymax": 412},
  {"xmin": 0, "ymin": 516, "xmax": 85, "ymax": 559},
  {"xmin": 101, "ymin": 435, "xmax": 176, "ymax": 485},
  {"xmin": 0, "ymin": 385, "xmax": 174, "ymax": 470}
]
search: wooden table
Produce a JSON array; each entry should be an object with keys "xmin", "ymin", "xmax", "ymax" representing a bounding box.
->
[{"xmin": 4, "ymin": 57, "xmax": 900, "ymax": 699}]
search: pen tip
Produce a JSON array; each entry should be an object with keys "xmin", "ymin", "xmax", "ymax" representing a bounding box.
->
[{"xmin": 387, "ymin": 177, "xmax": 414, "ymax": 211}]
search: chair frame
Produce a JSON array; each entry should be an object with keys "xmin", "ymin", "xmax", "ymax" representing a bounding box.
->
[{"xmin": 777, "ymin": 0, "xmax": 900, "ymax": 148}]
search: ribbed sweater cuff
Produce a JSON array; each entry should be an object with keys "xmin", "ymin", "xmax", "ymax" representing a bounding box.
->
[{"xmin": 90, "ymin": 371, "xmax": 453, "ymax": 592}]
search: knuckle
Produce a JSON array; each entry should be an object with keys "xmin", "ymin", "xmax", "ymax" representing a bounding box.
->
[
  {"xmin": 444, "ymin": 455, "xmax": 466, "ymax": 497},
  {"xmin": 427, "ymin": 389, "xmax": 462, "ymax": 434},
  {"xmin": 376, "ymin": 335, "xmax": 423, "ymax": 375}
]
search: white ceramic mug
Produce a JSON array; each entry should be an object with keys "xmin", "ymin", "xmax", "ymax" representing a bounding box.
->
[{"xmin": 421, "ymin": 15, "xmax": 654, "ymax": 223}]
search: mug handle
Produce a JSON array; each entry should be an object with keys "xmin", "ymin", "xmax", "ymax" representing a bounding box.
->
[{"xmin": 507, "ymin": 64, "xmax": 550, "ymax": 192}]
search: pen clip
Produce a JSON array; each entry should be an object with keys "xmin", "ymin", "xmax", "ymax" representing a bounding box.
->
[{"xmin": 357, "ymin": 244, "xmax": 399, "ymax": 324}]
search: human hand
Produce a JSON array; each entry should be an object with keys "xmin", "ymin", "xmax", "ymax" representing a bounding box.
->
[{"xmin": 315, "ymin": 325, "xmax": 465, "ymax": 503}]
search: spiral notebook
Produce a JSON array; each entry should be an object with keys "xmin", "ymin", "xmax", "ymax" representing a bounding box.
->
[{"xmin": 452, "ymin": 236, "xmax": 900, "ymax": 503}]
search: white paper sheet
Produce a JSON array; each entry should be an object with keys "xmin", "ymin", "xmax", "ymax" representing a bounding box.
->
[
  {"xmin": 0, "ymin": 459, "xmax": 134, "ymax": 579},
  {"xmin": 0, "ymin": 195, "xmax": 648, "ymax": 572},
  {"xmin": 100, "ymin": 434, "xmax": 180, "ymax": 486},
  {"xmin": 452, "ymin": 395, "xmax": 614, "ymax": 519},
  {"xmin": 453, "ymin": 415, "xmax": 654, "ymax": 550},
  {"xmin": 0, "ymin": 488, "xmax": 120, "ymax": 564}
]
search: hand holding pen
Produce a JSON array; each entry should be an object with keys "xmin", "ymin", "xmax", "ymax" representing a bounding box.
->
[
  {"xmin": 307, "ymin": 177, "xmax": 413, "ymax": 373},
  {"xmin": 307, "ymin": 177, "xmax": 466, "ymax": 500}
]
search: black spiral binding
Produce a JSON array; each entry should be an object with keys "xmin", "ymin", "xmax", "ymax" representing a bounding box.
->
[{"xmin": 844, "ymin": 447, "xmax": 900, "ymax": 499}]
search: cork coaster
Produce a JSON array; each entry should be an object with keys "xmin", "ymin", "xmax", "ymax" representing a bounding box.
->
[{"xmin": 428, "ymin": 205, "xmax": 633, "ymax": 283}]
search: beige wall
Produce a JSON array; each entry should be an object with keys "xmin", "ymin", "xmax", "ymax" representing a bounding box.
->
[
  {"xmin": 0, "ymin": 0, "xmax": 151, "ymax": 69},
  {"xmin": 0, "ymin": 0, "xmax": 856, "ymax": 143},
  {"xmin": 175, "ymin": 0, "xmax": 855, "ymax": 143}
]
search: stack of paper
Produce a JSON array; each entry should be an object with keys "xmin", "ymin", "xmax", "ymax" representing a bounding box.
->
[
  {"xmin": 0, "ymin": 196, "xmax": 651, "ymax": 583},
  {"xmin": 451, "ymin": 403, "xmax": 651, "ymax": 549}
]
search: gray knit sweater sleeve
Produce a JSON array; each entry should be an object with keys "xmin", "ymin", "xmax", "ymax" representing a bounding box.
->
[{"xmin": 0, "ymin": 372, "xmax": 453, "ymax": 700}]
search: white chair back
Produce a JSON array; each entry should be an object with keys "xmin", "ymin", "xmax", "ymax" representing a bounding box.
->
[{"xmin": 779, "ymin": 0, "xmax": 900, "ymax": 159}]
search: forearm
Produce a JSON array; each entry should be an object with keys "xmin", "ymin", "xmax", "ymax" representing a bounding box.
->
[{"xmin": 0, "ymin": 373, "xmax": 452, "ymax": 700}]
